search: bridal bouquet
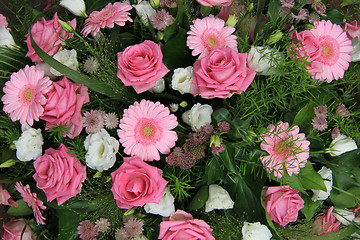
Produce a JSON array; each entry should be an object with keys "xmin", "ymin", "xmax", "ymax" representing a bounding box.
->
[{"xmin": 1, "ymin": 0, "xmax": 360, "ymax": 239}]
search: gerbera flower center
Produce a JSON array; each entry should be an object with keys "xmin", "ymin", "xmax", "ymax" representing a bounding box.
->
[
  {"xmin": 135, "ymin": 118, "xmax": 162, "ymax": 145},
  {"xmin": 21, "ymin": 87, "xmax": 35, "ymax": 103},
  {"xmin": 319, "ymin": 36, "xmax": 340, "ymax": 65},
  {"xmin": 202, "ymin": 30, "xmax": 225, "ymax": 51},
  {"xmin": 273, "ymin": 139, "xmax": 295, "ymax": 159}
]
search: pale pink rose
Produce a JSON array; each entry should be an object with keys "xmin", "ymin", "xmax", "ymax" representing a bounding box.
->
[
  {"xmin": 33, "ymin": 144, "xmax": 86, "ymax": 205},
  {"xmin": 2, "ymin": 218, "xmax": 37, "ymax": 240},
  {"xmin": 117, "ymin": 40, "xmax": 169, "ymax": 94},
  {"xmin": 24, "ymin": 13, "xmax": 76, "ymax": 63},
  {"xmin": 0, "ymin": 184, "xmax": 18, "ymax": 207},
  {"xmin": 191, "ymin": 47, "xmax": 256, "ymax": 99},
  {"xmin": 40, "ymin": 76, "xmax": 89, "ymax": 138},
  {"xmin": 344, "ymin": 20, "xmax": 360, "ymax": 40},
  {"xmin": 312, "ymin": 206, "xmax": 341, "ymax": 235},
  {"xmin": 159, "ymin": 210, "xmax": 215, "ymax": 239},
  {"xmin": 110, "ymin": 156, "xmax": 168, "ymax": 209},
  {"xmin": 196, "ymin": 0, "xmax": 233, "ymax": 7},
  {"xmin": 264, "ymin": 185, "xmax": 304, "ymax": 226}
]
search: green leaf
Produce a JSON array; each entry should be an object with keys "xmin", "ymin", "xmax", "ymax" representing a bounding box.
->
[
  {"xmin": 267, "ymin": 0, "xmax": 280, "ymax": 23},
  {"xmin": 56, "ymin": 208, "xmax": 81, "ymax": 240},
  {"xmin": 300, "ymin": 194, "xmax": 322, "ymax": 221},
  {"xmin": 212, "ymin": 108, "xmax": 230, "ymax": 122},
  {"xmin": 323, "ymin": 9, "xmax": 344, "ymax": 25},
  {"xmin": 163, "ymin": 1, "xmax": 185, "ymax": 42},
  {"xmin": 200, "ymin": 6, "xmax": 212, "ymax": 17},
  {"xmin": 341, "ymin": 0, "xmax": 360, "ymax": 7},
  {"xmin": 299, "ymin": 162, "xmax": 327, "ymax": 191},
  {"xmin": 330, "ymin": 186, "xmax": 360, "ymax": 208},
  {"xmin": 187, "ymin": 185, "xmax": 209, "ymax": 212},
  {"xmin": 292, "ymin": 102, "xmax": 315, "ymax": 126},
  {"xmin": 7, "ymin": 199, "xmax": 33, "ymax": 217},
  {"xmin": 218, "ymin": 143, "xmax": 238, "ymax": 174},
  {"xmin": 204, "ymin": 157, "xmax": 223, "ymax": 185}
]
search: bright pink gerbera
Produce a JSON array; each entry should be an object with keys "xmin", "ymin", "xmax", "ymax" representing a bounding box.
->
[
  {"xmin": 187, "ymin": 17, "xmax": 238, "ymax": 58},
  {"xmin": 309, "ymin": 20, "xmax": 353, "ymax": 82},
  {"xmin": 1, "ymin": 65, "xmax": 53, "ymax": 126},
  {"xmin": 259, "ymin": 121, "xmax": 310, "ymax": 178},
  {"xmin": 15, "ymin": 181, "xmax": 46, "ymax": 225},
  {"xmin": 81, "ymin": 2, "xmax": 133, "ymax": 37},
  {"xmin": 117, "ymin": 100, "xmax": 178, "ymax": 161}
]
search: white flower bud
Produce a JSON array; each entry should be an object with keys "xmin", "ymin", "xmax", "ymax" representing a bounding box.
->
[
  {"xmin": 242, "ymin": 222, "xmax": 272, "ymax": 240},
  {"xmin": 133, "ymin": 1, "xmax": 156, "ymax": 26},
  {"xmin": 50, "ymin": 49, "xmax": 79, "ymax": 76},
  {"xmin": 148, "ymin": 78, "xmax": 165, "ymax": 93},
  {"xmin": 350, "ymin": 37, "xmax": 360, "ymax": 62},
  {"xmin": 144, "ymin": 187, "xmax": 175, "ymax": 217},
  {"xmin": 247, "ymin": 46, "xmax": 282, "ymax": 76},
  {"xmin": 60, "ymin": 0, "xmax": 87, "ymax": 17},
  {"xmin": 13, "ymin": 124, "xmax": 43, "ymax": 162},
  {"xmin": 0, "ymin": 26, "xmax": 16, "ymax": 49},
  {"xmin": 333, "ymin": 208, "xmax": 355, "ymax": 225},
  {"xmin": 205, "ymin": 184, "xmax": 234, "ymax": 212},
  {"xmin": 325, "ymin": 135, "xmax": 358, "ymax": 157},
  {"xmin": 311, "ymin": 166, "xmax": 333, "ymax": 201},
  {"xmin": 182, "ymin": 103, "xmax": 213, "ymax": 131},
  {"xmin": 171, "ymin": 66, "xmax": 193, "ymax": 94}
]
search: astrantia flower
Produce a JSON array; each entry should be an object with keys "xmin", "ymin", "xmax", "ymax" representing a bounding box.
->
[
  {"xmin": 81, "ymin": 2, "xmax": 133, "ymax": 37},
  {"xmin": 15, "ymin": 182, "xmax": 46, "ymax": 225},
  {"xmin": 335, "ymin": 103, "xmax": 350, "ymax": 117},
  {"xmin": 259, "ymin": 121, "xmax": 310, "ymax": 178},
  {"xmin": 95, "ymin": 218, "xmax": 110, "ymax": 233},
  {"xmin": 150, "ymin": 9, "xmax": 174, "ymax": 30},
  {"xmin": 117, "ymin": 100, "xmax": 178, "ymax": 161},
  {"xmin": 124, "ymin": 217, "xmax": 144, "ymax": 238},
  {"xmin": 83, "ymin": 57, "xmax": 99, "ymax": 73},
  {"xmin": 1, "ymin": 65, "xmax": 53, "ymax": 126},
  {"xmin": 104, "ymin": 112, "xmax": 119, "ymax": 129},
  {"xmin": 77, "ymin": 220, "xmax": 99, "ymax": 240},
  {"xmin": 310, "ymin": 20, "xmax": 353, "ymax": 82},
  {"xmin": 187, "ymin": 17, "xmax": 238, "ymax": 58},
  {"xmin": 115, "ymin": 228, "xmax": 130, "ymax": 240},
  {"xmin": 312, "ymin": 115, "xmax": 328, "ymax": 131},
  {"xmin": 314, "ymin": 105, "xmax": 328, "ymax": 117},
  {"xmin": 82, "ymin": 110, "xmax": 104, "ymax": 134}
]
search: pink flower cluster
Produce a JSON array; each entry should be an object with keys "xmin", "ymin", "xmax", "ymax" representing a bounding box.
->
[
  {"xmin": 115, "ymin": 216, "xmax": 144, "ymax": 240},
  {"xmin": 312, "ymin": 206, "xmax": 341, "ymax": 235},
  {"xmin": 312, "ymin": 105, "xmax": 328, "ymax": 131},
  {"xmin": 290, "ymin": 20, "xmax": 353, "ymax": 82},
  {"xmin": 2, "ymin": 218, "xmax": 37, "ymax": 240}
]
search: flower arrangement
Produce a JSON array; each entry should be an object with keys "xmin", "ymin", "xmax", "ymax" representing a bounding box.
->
[{"xmin": 0, "ymin": 0, "xmax": 360, "ymax": 239}]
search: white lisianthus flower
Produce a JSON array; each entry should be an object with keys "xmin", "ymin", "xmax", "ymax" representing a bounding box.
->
[
  {"xmin": 133, "ymin": 1, "xmax": 156, "ymax": 26},
  {"xmin": 0, "ymin": 26, "xmax": 16, "ymax": 49},
  {"xmin": 205, "ymin": 184, "xmax": 234, "ymax": 212},
  {"xmin": 333, "ymin": 208, "xmax": 355, "ymax": 225},
  {"xmin": 311, "ymin": 166, "xmax": 333, "ymax": 201},
  {"xmin": 50, "ymin": 49, "xmax": 79, "ymax": 76},
  {"xmin": 242, "ymin": 222, "xmax": 272, "ymax": 240},
  {"xmin": 84, "ymin": 129, "xmax": 119, "ymax": 172},
  {"xmin": 171, "ymin": 66, "xmax": 193, "ymax": 94},
  {"xmin": 182, "ymin": 103, "xmax": 213, "ymax": 131},
  {"xmin": 148, "ymin": 78, "xmax": 165, "ymax": 94},
  {"xmin": 350, "ymin": 37, "xmax": 360, "ymax": 62},
  {"xmin": 247, "ymin": 46, "xmax": 282, "ymax": 76},
  {"xmin": 60, "ymin": 0, "xmax": 87, "ymax": 17},
  {"xmin": 144, "ymin": 187, "xmax": 175, "ymax": 217},
  {"xmin": 13, "ymin": 124, "xmax": 43, "ymax": 162},
  {"xmin": 325, "ymin": 135, "xmax": 358, "ymax": 157}
]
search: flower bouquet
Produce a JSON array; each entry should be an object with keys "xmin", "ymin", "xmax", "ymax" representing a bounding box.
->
[{"xmin": 0, "ymin": 0, "xmax": 360, "ymax": 239}]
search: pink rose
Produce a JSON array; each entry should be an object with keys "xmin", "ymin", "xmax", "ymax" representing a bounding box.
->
[
  {"xmin": 191, "ymin": 47, "xmax": 256, "ymax": 99},
  {"xmin": 2, "ymin": 218, "xmax": 36, "ymax": 240},
  {"xmin": 0, "ymin": 184, "xmax": 18, "ymax": 207},
  {"xmin": 110, "ymin": 156, "xmax": 168, "ymax": 209},
  {"xmin": 33, "ymin": 143, "xmax": 86, "ymax": 205},
  {"xmin": 159, "ymin": 210, "xmax": 215, "ymax": 240},
  {"xmin": 264, "ymin": 185, "xmax": 304, "ymax": 226},
  {"xmin": 24, "ymin": 13, "xmax": 76, "ymax": 63},
  {"xmin": 196, "ymin": 0, "xmax": 233, "ymax": 7},
  {"xmin": 116, "ymin": 40, "xmax": 170, "ymax": 94},
  {"xmin": 40, "ymin": 76, "xmax": 89, "ymax": 138},
  {"xmin": 344, "ymin": 20, "xmax": 360, "ymax": 40},
  {"xmin": 312, "ymin": 206, "xmax": 341, "ymax": 235}
]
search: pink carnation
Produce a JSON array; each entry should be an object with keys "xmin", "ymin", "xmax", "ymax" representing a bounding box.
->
[
  {"xmin": 264, "ymin": 185, "xmax": 305, "ymax": 226},
  {"xmin": 41, "ymin": 76, "xmax": 89, "ymax": 138},
  {"xmin": 259, "ymin": 121, "xmax": 310, "ymax": 178},
  {"xmin": 33, "ymin": 144, "xmax": 86, "ymax": 205},
  {"xmin": 191, "ymin": 47, "xmax": 256, "ymax": 99},
  {"xmin": 312, "ymin": 206, "xmax": 341, "ymax": 235},
  {"xmin": 110, "ymin": 156, "xmax": 168, "ymax": 209},
  {"xmin": 196, "ymin": 0, "xmax": 233, "ymax": 7},
  {"xmin": 117, "ymin": 99, "xmax": 178, "ymax": 161},
  {"xmin": 24, "ymin": 13, "xmax": 76, "ymax": 63},
  {"xmin": 81, "ymin": 2, "xmax": 133, "ymax": 37},
  {"xmin": 187, "ymin": 17, "xmax": 238, "ymax": 58},
  {"xmin": 117, "ymin": 40, "xmax": 169, "ymax": 94},
  {"xmin": 1, "ymin": 65, "xmax": 53, "ymax": 126}
]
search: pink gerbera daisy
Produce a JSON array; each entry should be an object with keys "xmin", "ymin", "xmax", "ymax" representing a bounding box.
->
[
  {"xmin": 15, "ymin": 181, "xmax": 46, "ymax": 225},
  {"xmin": 187, "ymin": 17, "xmax": 238, "ymax": 58},
  {"xmin": 309, "ymin": 20, "xmax": 353, "ymax": 82},
  {"xmin": 259, "ymin": 121, "xmax": 310, "ymax": 178},
  {"xmin": 81, "ymin": 2, "xmax": 133, "ymax": 37},
  {"xmin": 117, "ymin": 99, "xmax": 178, "ymax": 161},
  {"xmin": 1, "ymin": 65, "xmax": 53, "ymax": 126}
]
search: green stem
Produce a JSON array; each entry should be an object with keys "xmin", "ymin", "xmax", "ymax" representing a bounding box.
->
[{"xmin": 298, "ymin": 225, "xmax": 359, "ymax": 240}]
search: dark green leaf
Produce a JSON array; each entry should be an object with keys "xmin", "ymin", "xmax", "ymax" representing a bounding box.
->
[
  {"xmin": 187, "ymin": 185, "xmax": 209, "ymax": 212},
  {"xmin": 267, "ymin": 0, "xmax": 280, "ymax": 22},
  {"xmin": 298, "ymin": 162, "xmax": 327, "ymax": 191},
  {"xmin": 56, "ymin": 208, "xmax": 81, "ymax": 240},
  {"xmin": 341, "ymin": 0, "xmax": 360, "ymax": 7},
  {"xmin": 212, "ymin": 108, "xmax": 230, "ymax": 122},
  {"xmin": 323, "ymin": 9, "xmax": 344, "ymax": 25},
  {"xmin": 7, "ymin": 199, "xmax": 33, "ymax": 217},
  {"xmin": 292, "ymin": 102, "xmax": 315, "ymax": 126},
  {"xmin": 300, "ymin": 194, "xmax": 322, "ymax": 221},
  {"xmin": 330, "ymin": 186, "xmax": 360, "ymax": 209},
  {"xmin": 204, "ymin": 157, "xmax": 223, "ymax": 185},
  {"xmin": 218, "ymin": 143, "xmax": 238, "ymax": 174}
]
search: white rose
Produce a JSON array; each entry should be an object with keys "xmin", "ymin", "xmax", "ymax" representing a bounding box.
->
[
  {"xmin": 171, "ymin": 66, "xmax": 193, "ymax": 94},
  {"xmin": 242, "ymin": 222, "xmax": 272, "ymax": 240},
  {"xmin": 144, "ymin": 187, "xmax": 175, "ymax": 217},
  {"xmin": 311, "ymin": 166, "xmax": 333, "ymax": 201},
  {"xmin": 13, "ymin": 124, "xmax": 43, "ymax": 162},
  {"xmin": 350, "ymin": 37, "xmax": 360, "ymax": 62},
  {"xmin": 333, "ymin": 208, "xmax": 355, "ymax": 225},
  {"xmin": 247, "ymin": 46, "xmax": 282, "ymax": 76},
  {"xmin": 60, "ymin": 0, "xmax": 87, "ymax": 17},
  {"xmin": 133, "ymin": 1, "xmax": 156, "ymax": 26},
  {"xmin": 84, "ymin": 129, "xmax": 119, "ymax": 172},
  {"xmin": 205, "ymin": 184, "xmax": 234, "ymax": 212},
  {"xmin": 325, "ymin": 135, "xmax": 358, "ymax": 157},
  {"xmin": 182, "ymin": 103, "xmax": 213, "ymax": 131},
  {"xmin": 0, "ymin": 26, "xmax": 16, "ymax": 49},
  {"xmin": 50, "ymin": 49, "xmax": 79, "ymax": 76},
  {"xmin": 148, "ymin": 78, "xmax": 165, "ymax": 94}
]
